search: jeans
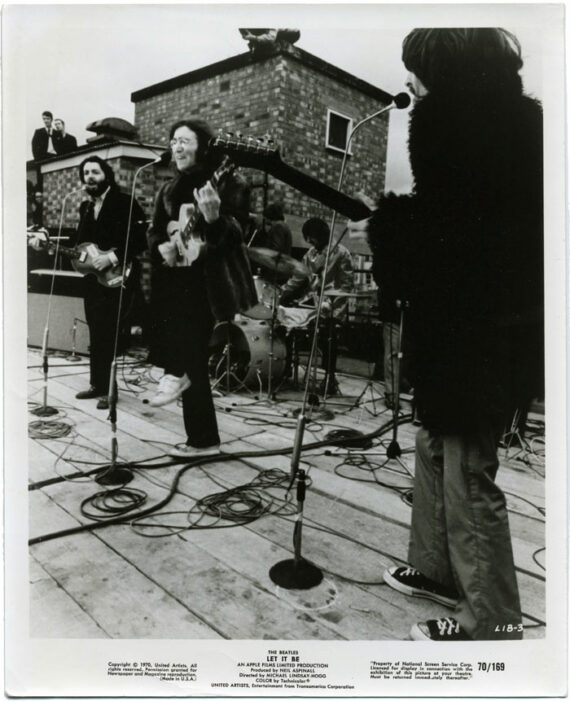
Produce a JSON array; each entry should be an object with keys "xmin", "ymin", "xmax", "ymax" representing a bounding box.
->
[{"xmin": 409, "ymin": 427, "xmax": 523, "ymax": 640}]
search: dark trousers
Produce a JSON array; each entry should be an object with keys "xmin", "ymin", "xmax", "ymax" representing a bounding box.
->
[
  {"xmin": 150, "ymin": 267, "xmax": 220, "ymax": 448},
  {"xmin": 83, "ymin": 276, "xmax": 122, "ymax": 393}
]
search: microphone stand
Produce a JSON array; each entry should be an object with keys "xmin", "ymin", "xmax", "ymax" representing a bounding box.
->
[
  {"xmin": 95, "ymin": 154, "xmax": 166, "ymax": 486},
  {"xmin": 66, "ymin": 317, "xmax": 85, "ymax": 362},
  {"xmin": 31, "ymin": 187, "xmax": 84, "ymax": 417},
  {"xmin": 378, "ymin": 299, "xmax": 413, "ymax": 477},
  {"xmin": 269, "ymin": 94, "xmax": 410, "ymax": 589}
]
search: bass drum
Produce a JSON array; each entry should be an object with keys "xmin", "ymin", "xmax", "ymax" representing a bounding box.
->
[{"xmin": 209, "ymin": 316, "xmax": 286, "ymax": 390}]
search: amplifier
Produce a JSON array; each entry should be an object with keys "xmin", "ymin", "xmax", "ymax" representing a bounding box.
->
[{"xmin": 28, "ymin": 270, "xmax": 89, "ymax": 354}]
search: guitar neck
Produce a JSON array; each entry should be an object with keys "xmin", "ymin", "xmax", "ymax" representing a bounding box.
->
[
  {"xmin": 50, "ymin": 243, "xmax": 79, "ymax": 259},
  {"xmin": 271, "ymin": 160, "xmax": 370, "ymax": 221},
  {"xmin": 209, "ymin": 136, "xmax": 372, "ymax": 221}
]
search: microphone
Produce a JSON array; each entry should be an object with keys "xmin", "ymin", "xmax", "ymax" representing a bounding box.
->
[
  {"xmin": 150, "ymin": 150, "xmax": 171, "ymax": 166},
  {"xmin": 392, "ymin": 92, "xmax": 411, "ymax": 109}
]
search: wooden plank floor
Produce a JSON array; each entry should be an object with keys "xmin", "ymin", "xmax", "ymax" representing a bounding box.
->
[{"xmin": 27, "ymin": 348, "xmax": 546, "ymax": 640}]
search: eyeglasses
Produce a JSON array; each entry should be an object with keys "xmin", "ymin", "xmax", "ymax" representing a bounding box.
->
[{"xmin": 170, "ymin": 138, "xmax": 195, "ymax": 148}]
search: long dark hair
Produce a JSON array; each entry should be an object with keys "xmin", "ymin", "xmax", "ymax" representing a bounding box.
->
[
  {"xmin": 402, "ymin": 28, "xmax": 523, "ymax": 95},
  {"xmin": 78, "ymin": 155, "xmax": 117, "ymax": 188},
  {"xmin": 169, "ymin": 118, "xmax": 220, "ymax": 169}
]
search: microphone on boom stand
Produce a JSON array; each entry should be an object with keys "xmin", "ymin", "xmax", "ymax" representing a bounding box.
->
[
  {"xmin": 31, "ymin": 185, "xmax": 85, "ymax": 417},
  {"xmin": 269, "ymin": 92, "xmax": 412, "ymax": 589},
  {"xmin": 94, "ymin": 150, "xmax": 170, "ymax": 486}
]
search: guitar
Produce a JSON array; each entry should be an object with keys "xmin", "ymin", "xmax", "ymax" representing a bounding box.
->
[
  {"xmin": 165, "ymin": 156, "xmax": 237, "ymax": 267},
  {"xmin": 28, "ymin": 234, "xmax": 130, "ymax": 288},
  {"xmin": 208, "ymin": 134, "xmax": 372, "ymax": 221}
]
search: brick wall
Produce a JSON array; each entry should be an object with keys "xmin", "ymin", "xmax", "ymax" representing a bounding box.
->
[
  {"xmin": 42, "ymin": 155, "xmax": 169, "ymax": 230},
  {"xmin": 133, "ymin": 50, "xmax": 388, "ymax": 246}
]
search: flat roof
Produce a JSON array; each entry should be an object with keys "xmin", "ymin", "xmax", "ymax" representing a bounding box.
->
[{"xmin": 131, "ymin": 45, "xmax": 393, "ymax": 105}]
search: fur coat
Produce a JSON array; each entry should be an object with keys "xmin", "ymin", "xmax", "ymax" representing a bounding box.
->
[
  {"xmin": 368, "ymin": 82, "xmax": 543, "ymax": 433},
  {"xmin": 147, "ymin": 164, "xmax": 257, "ymax": 322}
]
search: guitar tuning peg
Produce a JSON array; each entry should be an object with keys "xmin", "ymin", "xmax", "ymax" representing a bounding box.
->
[{"xmin": 236, "ymin": 131, "xmax": 243, "ymax": 139}]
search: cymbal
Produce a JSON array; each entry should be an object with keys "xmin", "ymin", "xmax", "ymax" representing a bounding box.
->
[
  {"xmin": 323, "ymin": 288, "xmax": 375, "ymax": 298},
  {"xmin": 247, "ymin": 247, "xmax": 309, "ymax": 277}
]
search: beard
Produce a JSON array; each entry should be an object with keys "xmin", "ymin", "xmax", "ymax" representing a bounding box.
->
[{"xmin": 84, "ymin": 180, "xmax": 108, "ymax": 197}]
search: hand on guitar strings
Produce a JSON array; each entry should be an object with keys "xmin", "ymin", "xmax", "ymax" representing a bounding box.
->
[
  {"xmin": 91, "ymin": 252, "xmax": 115, "ymax": 271},
  {"xmin": 193, "ymin": 181, "xmax": 221, "ymax": 224},
  {"xmin": 158, "ymin": 240, "xmax": 178, "ymax": 267}
]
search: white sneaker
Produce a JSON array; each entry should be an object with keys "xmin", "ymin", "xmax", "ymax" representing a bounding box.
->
[
  {"xmin": 168, "ymin": 443, "xmax": 221, "ymax": 459},
  {"xmin": 149, "ymin": 373, "xmax": 191, "ymax": 407}
]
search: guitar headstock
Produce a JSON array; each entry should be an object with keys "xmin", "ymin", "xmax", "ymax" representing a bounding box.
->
[{"xmin": 209, "ymin": 132, "xmax": 280, "ymax": 171}]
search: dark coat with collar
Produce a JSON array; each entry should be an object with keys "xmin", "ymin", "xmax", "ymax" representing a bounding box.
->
[
  {"xmin": 54, "ymin": 132, "xmax": 78, "ymax": 155},
  {"xmin": 31, "ymin": 128, "xmax": 56, "ymax": 161},
  {"xmin": 368, "ymin": 82, "xmax": 543, "ymax": 433},
  {"xmin": 75, "ymin": 187, "xmax": 147, "ymax": 263}
]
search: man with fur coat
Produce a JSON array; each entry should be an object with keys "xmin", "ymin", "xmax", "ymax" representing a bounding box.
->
[{"xmin": 360, "ymin": 28, "xmax": 543, "ymax": 641}]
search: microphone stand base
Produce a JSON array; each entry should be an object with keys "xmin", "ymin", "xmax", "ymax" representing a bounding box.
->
[
  {"xmin": 94, "ymin": 465, "xmax": 134, "ymax": 486},
  {"xmin": 386, "ymin": 440, "xmax": 402, "ymax": 459},
  {"xmin": 269, "ymin": 558, "xmax": 324, "ymax": 590},
  {"xmin": 31, "ymin": 405, "xmax": 58, "ymax": 417}
]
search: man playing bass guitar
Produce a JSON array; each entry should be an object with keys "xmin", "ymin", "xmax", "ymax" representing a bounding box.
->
[
  {"xmin": 28, "ymin": 157, "xmax": 146, "ymax": 408},
  {"xmin": 74, "ymin": 156, "xmax": 147, "ymax": 409}
]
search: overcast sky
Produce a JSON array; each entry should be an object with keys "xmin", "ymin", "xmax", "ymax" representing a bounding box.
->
[{"xmin": 7, "ymin": 3, "xmax": 548, "ymax": 194}]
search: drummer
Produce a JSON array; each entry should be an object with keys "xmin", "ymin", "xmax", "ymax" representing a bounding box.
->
[{"xmin": 280, "ymin": 217, "xmax": 354, "ymax": 318}]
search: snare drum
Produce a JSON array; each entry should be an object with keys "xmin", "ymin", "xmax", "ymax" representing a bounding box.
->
[
  {"xmin": 209, "ymin": 316, "xmax": 286, "ymax": 388},
  {"xmin": 277, "ymin": 305, "xmax": 317, "ymax": 330}
]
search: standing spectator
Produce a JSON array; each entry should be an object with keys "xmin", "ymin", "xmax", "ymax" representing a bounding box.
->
[
  {"xmin": 31, "ymin": 111, "xmax": 57, "ymax": 160},
  {"xmin": 262, "ymin": 203, "xmax": 292, "ymax": 255},
  {"xmin": 53, "ymin": 119, "xmax": 78, "ymax": 155}
]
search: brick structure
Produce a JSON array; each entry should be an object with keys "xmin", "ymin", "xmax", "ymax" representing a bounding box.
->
[
  {"xmin": 131, "ymin": 44, "xmax": 392, "ymax": 252},
  {"xmin": 28, "ymin": 141, "xmax": 168, "ymax": 231}
]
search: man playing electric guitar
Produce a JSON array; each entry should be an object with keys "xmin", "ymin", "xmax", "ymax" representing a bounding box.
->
[{"xmin": 146, "ymin": 118, "xmax": 256, "ymax": 458}]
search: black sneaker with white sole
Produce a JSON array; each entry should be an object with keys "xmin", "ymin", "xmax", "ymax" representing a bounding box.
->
[
  {"xmin": 383, "ymin": 566, "xmax": 459, "ymax": 608},
  {"xmin": 410, "ymin": 617, "xmax": 471, "ymax": 641}
]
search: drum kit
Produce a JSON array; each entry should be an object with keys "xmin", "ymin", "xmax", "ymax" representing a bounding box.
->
[{"xmin": 208, "ymin": 246, "xmax": 373, "ymax": 398}]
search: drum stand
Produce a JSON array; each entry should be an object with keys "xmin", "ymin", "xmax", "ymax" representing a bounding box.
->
[
  {"xmin": 265, "ymin": 275, "xmax": 281, "ymax": 402},
  {"xmin": 321, "ymin": 303, "xmax": 342, "ymax": 403},
  {"xmin": 211, "ymin": 323, "xmax": 253, "ymax": 396}
]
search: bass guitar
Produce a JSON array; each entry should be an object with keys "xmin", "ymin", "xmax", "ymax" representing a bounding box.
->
[
  {"xmin": 28, "ymin": 234, "xmax": 130, "ymax": 288},
  {"xmin": 165, "ymin": 156, "xmax": 237, "ymax": 267},
  {"xmin": 208, "ymin": 134, "xmax": 372, "ymax": 221}
]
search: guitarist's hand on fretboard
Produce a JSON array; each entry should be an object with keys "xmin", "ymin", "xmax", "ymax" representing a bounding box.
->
[{"xmin": 27, "ymin": 229, "xmax": 49, "ymax": 251}]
